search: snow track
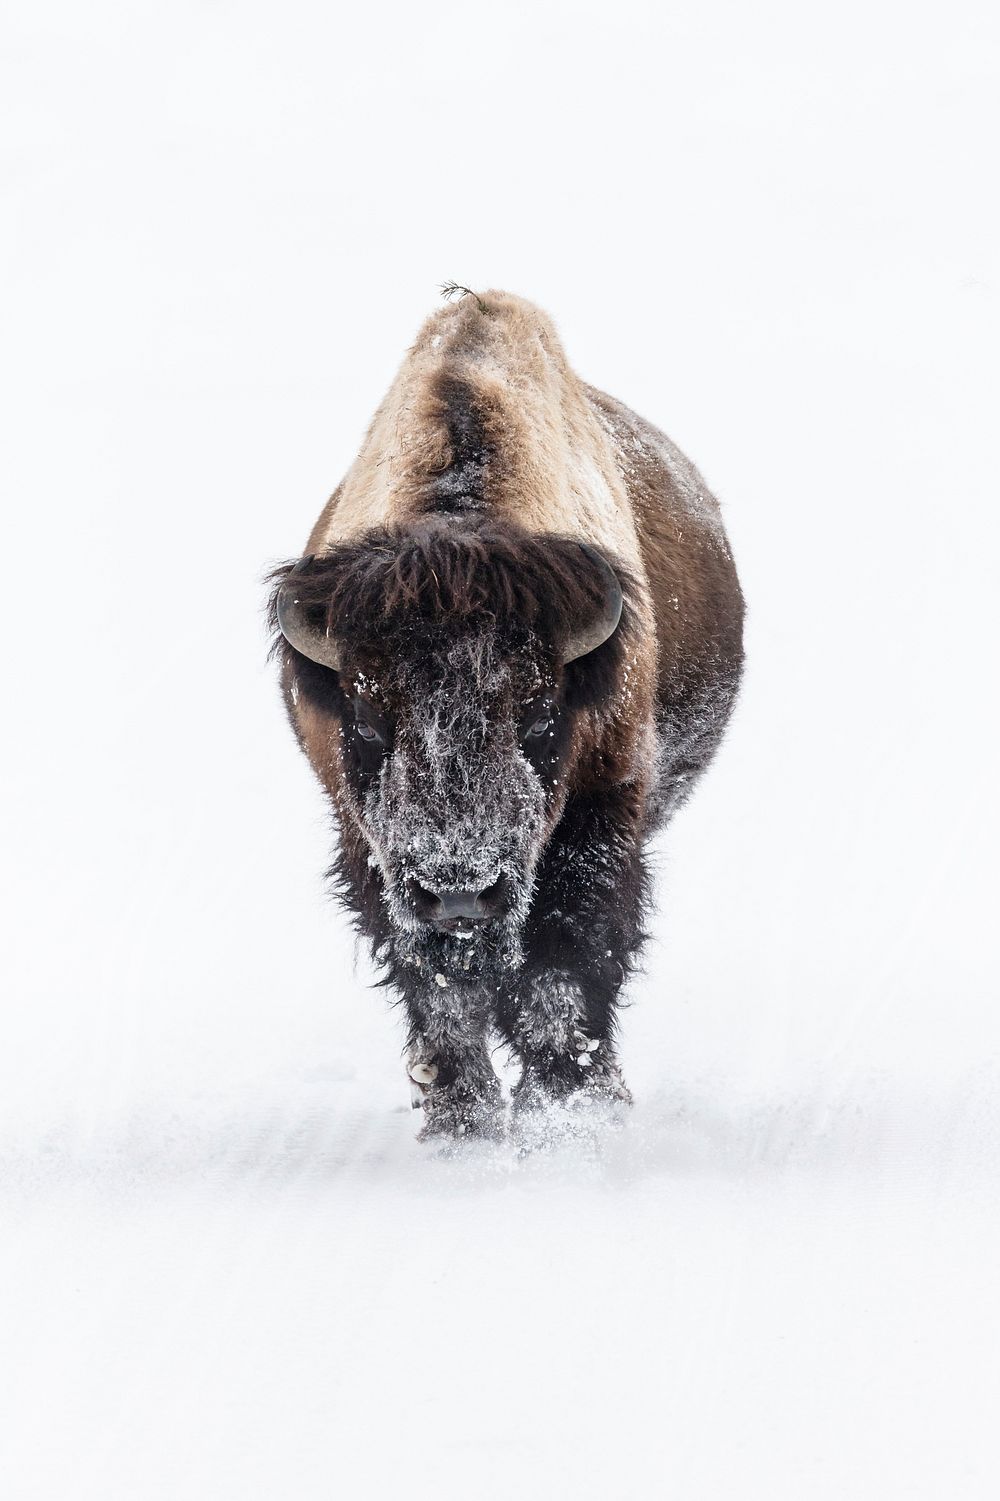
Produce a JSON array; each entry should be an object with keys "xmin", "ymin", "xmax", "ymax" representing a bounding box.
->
[{"xmin": 4, "ymin": 1039, "xmax": 1000, "ymax": 1500}]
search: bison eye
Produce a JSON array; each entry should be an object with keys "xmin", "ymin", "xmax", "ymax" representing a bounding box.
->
[
  {"xmin": 356, "ymin": 721, "xmax": 378, "ymax": 743},
  {"xmin": 526, "ymin": 715, "xmax": 552, "ymax": 738}
]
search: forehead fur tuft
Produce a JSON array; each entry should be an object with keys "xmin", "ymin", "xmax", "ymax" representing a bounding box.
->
[{"xmin": 269, "ymin": 516, "xmax": 636, "ymax": 668}]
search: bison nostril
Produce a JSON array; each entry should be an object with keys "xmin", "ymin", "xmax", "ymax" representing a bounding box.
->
[
  {"xmin": 478, "ymin": 878, "xmax": 503, "ymax": 908},
  {"xmin": 408, "ymin": 880, "xmax": 443, "ymax": 919}
]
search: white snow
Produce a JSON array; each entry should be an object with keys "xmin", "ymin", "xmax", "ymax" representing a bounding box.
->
[{"xmin": 2, "ymin": 1, "xmax": 999, "ymax": 1498}]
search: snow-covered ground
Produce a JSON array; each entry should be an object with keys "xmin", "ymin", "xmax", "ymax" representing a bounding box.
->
[{"xmin": 2, "ymin": 1, "xmax": 999, "ymax": 1495}]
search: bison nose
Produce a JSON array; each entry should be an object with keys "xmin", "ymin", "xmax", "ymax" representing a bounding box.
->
[
  {"xmin": 407, "ymin": 877, "xmax": 508, "ymax": 925},
  {"xmin": 437, "ymin": 888, "xmax": 487, "ymax": 918}
]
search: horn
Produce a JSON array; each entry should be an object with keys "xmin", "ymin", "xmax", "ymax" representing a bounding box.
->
[
  {"xmin": 562, "ymin": 543, "xmax": 624, "ymax": 663},
  {"xmin": 276, "ymin": 556, "xmax": 343, "ymax": 672}
]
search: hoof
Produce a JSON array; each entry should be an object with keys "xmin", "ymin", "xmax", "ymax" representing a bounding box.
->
[
  {"xmin": 416, "ymin": 1095, "xmax": 506, "ymax": 1144},
  {"xmin": 513, "ymin": 1054, "xmax": 632, "ymax": 1112}
]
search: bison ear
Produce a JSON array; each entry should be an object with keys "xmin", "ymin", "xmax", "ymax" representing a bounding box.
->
[
  {"xmin": 276, "ymin": 556, "xmax": 343, "ymax": 672},
  {"xmin": 561, "ymin": 544, "xmax": 623, "ymax": 664}
]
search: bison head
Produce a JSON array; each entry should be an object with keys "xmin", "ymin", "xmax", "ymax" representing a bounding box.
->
[{"xmin": 270, "ymin": 517, "xmax": 630, "ymax": 976}]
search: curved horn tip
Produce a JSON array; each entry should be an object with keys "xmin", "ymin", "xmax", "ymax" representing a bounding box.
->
[
  {"xmin": 276, "ymin": 559, "xmax": 342, "ymax": 673},
  {"xmin": 561, "ymin": 544, "xmax": 624, "ymax": 664}
]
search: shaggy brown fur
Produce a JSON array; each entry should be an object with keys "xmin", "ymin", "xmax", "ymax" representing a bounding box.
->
[
  {"xmin": 270, "ymin": 289, "xmax": 744, "ymax": 1140},
  {"xmin": 270, "ymin": 520, "xmax": 633, "ymax": 642},
  {"xmin": 307, "ymin": 291, "xmax": 650, "ymax": 575}
]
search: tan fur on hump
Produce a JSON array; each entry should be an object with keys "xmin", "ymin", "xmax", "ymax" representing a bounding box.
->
[{"xmin": 306, "ymin": 290, "xmax": 645, "ymax": 575}]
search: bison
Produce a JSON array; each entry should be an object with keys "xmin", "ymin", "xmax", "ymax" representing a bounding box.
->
[{"xmin": 269, "ymin": 289, "xmax": 744, "ymax": 1141}]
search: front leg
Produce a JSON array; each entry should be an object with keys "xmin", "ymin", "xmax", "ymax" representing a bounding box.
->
[
  {"xmin": 499, "ymin": 788, "xmax": 648, "ymax": 1110},
  {"xmin": 399, "ymin": 969, "xmax": 503, "ymax": 1141},
  {"xmin": 508, "ymin": 970, "xmax": 633, "ymax": 1109}
]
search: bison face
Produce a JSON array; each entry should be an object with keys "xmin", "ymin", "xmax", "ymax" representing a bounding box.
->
[
  {"xmin": 271, "ymin": 518, "xmax": 628, "ymax": 975},
  {"xmin": 339, "ymin": 630, "xmax": 567, "ymax": 971}
]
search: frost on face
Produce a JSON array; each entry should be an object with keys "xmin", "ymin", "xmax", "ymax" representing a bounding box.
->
[
  {"xmin": 351, "ymin": 671, "xmax": 382, "ymax": 699},
  {"xmin": 361, "ymin": 629, "xmax": 553, "ymax": 968}
]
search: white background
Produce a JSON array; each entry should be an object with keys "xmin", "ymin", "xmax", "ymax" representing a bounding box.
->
[{"xmin": 2, "ymin": 1, "xmax": 999, "ymax": 1496}]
